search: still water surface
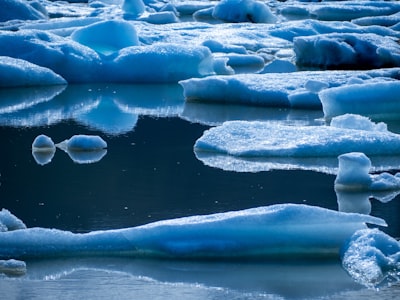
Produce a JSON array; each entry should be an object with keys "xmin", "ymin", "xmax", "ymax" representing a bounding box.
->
[{"xmin": 1, "ymin": 84, "xmax": 400, "ymax": 299}]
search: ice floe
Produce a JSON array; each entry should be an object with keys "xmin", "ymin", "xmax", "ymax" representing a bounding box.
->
[
  {"xmin": 0, "ymin": 204, "xmax": 386, "ymax": 259},
  {"xmin": 194, "ymin": 114, "xmax": 400, "ymax": 158}
]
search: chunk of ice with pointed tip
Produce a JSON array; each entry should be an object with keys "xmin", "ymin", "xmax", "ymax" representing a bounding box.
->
[{"xmin": 56, "ymin": 135, "xmax": 107, "ymax": 152}]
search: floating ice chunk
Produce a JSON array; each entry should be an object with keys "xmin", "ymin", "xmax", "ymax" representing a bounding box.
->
[
  {"xmin": 56, "ymin": 135, "xmax": 107, "ymax": 164},
  {"xmin": 320, "ymin": 81, "xmax": 400, "ymax": 120},
  {"xmin": 106, "ymin": 44, "xmax": 215, "ymax": 83},
  {"xmin": 0, "ymin": 209, "xmax": 26, "ymax": 232},
  {"xmin": 0, "ymin": 204, "xmax": 386, "ymax": 259},
  {"xmin": 71, "ymin": 20, "xmax": 140, "ymax": 55},
  {"xmin": 56, "ymin": 135, "xmax": 107, "ymax": 152},
  {"xmin": 341, "ymin": 228, "xmax": 400, "ymax": 288},
  {"xmin": 212, "ymin": 0, "xmax": 277, "ymax": 23},
  {"xmin": 194, "ymin": 118, "xmax": 400, "ymax": 157},
  {"xmin": 335, "ymin": 152, "xmax": 400, "ymax": 191},
  {"xmin": 31, "ymin": 134, "xmax": 56, "ymax": 165},
  {"xmin": 294, "ymin": 33, "xmax": 400, "ymax": 69},
  {"xmin": 0, "ymin": 56, "xmax": 66, "ymax": 88},
  {"xmin": 0, "ymin": 30, "xmax": 102, "ymax": 83},
  {"xmin": 0, "ymin": 259, "xmax": 26, "ymax": 276},
  {"xmin": 1, "ymin": 0, "xmax": 47, "ymax": 22},
  {"xmin": 57, "ymin": 135, "xmax": 107, "ymax": 151},
  {"xmin": 122, "ymin": 0, "xmax": 146, "ymax": 18}
]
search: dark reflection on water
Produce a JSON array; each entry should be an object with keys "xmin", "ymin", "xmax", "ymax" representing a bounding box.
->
[{"xmin": 0, "ymin": 116, "xmax": 399, "ymax": 238}]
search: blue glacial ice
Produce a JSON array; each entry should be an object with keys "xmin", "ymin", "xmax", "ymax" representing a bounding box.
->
[
  {"xmin": 0, "ymin": 204, "xmax": 386, "ymax": 259},
  {"xmin": 194, "ymin": 114, "xmax": 400, "ymax": 158}
]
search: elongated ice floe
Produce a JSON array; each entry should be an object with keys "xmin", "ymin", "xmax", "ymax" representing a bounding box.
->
[
  {"xmin": 0, "ymin": 204, "xmax": 386, "ymax": 259},
  {"xmin": 194, "ymin": 114, "xmax": 400, "ymax": 157}
]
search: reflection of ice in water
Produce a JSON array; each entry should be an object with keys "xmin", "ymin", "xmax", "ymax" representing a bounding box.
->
[{"xmin": 32, "ymin": 135, "xmax": 108, "ymax": 165}]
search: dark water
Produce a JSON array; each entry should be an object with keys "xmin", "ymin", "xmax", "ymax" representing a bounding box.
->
[{"xmin": 1, "ymin": 84, "xmax": 400, "ymax": 299}]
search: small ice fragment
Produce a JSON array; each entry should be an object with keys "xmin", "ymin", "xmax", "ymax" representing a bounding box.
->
[{"xmin": 32, "ymin": 134, "xmax": 56, "ymax": 152}]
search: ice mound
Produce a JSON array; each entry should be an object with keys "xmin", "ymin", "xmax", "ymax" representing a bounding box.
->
[
  {"xmin": 0, "ymin": 204, "xmax": 385, "ymax": 259},
  {"xmin": 0, "ymin": 56, "xmax": 66, "ymax": 87},
  {"xmin": 0, "ymin": 209, "xmax": 26, "ymax": 232},
  {"xmin": 294, "ymin": 33, "xmax": 400, "ymax": 69},
  {"xmin": 71, "ymin": 20, "xmax": 140, "ymax": 55},
  {"xmin": 341, "ymin": 228, "xmax": 400, "ymax": 288},
  {"xmin": 320, "ymin": 81, "xmax": 400, "ymax": 120},
  {"xmin": 212, "ymin": 0, "xmax": 277, "ymax": 24},
  {"xmin": 194, "ymin": 115, "xmax": 400, "ymax": 157},
  {"xmin": 1, "ymin": 0, "xmax": 47, "ymax": 22},
  {"xmin": 56, "ymin": 135, "xmax": 107, "ymax": 152}
]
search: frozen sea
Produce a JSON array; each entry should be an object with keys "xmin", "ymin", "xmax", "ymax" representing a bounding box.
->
[{"xmin": 2, "ymin": 0, "xmax": 400, "ymax": 299}]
